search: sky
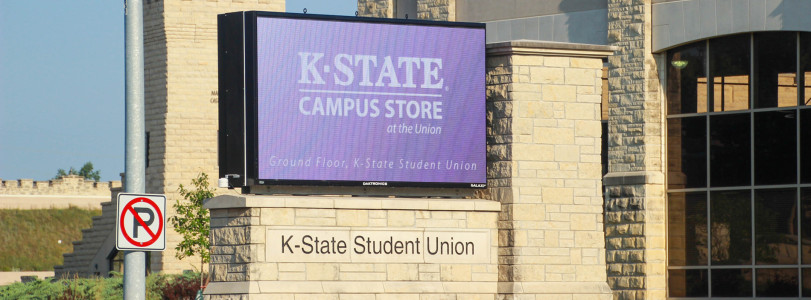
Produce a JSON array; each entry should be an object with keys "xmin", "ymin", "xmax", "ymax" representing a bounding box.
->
[{"xmin": 0, "ymin": 0, "xmax": 356, "ymax": 182}]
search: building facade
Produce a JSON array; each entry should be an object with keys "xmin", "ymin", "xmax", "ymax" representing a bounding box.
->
[
  {"xmin": 354, "ymin": 1, "xmax": 811, "ymax": 298},
  {"xmin": 57, "ymin": 0, "xmax": 811, "ymax": 299},
  {"xmin": 55, "ymin": 0, "xmax": 286, "ymax": 278}
]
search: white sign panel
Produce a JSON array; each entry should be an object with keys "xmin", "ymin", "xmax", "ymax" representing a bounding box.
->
[
  {"xmin": 267, "ymin": 227, "xmax": 491, "ymax": 263},
  {"xmin": 116, "ymin": 193, "xmax": 166, "ymax": 251}
]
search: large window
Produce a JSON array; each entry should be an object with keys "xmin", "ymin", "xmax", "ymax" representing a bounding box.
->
[{"xmin": 667, "ymin": 32, "xmax": 811, "ymax": 298}]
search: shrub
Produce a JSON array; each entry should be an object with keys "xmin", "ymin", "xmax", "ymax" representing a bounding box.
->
[
  {"xmin": 0, "ymin": 278, "xmax": 62, "ymax": 299},
  {"xmin": 171, "ymin": 172, "xmax": 214, "ymax": 288},
  {"xmin": 0, "ymin": 272, "xmax": 205, "ymax": 299},
  {"xmin": 160, "ymin": 272, "xmax": 205, "ymax": 300}
]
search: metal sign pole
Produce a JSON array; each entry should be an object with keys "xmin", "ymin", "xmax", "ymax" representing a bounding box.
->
[{"xmin": 124, "ymin": 0, "xmax": 146, "ymax": 299}]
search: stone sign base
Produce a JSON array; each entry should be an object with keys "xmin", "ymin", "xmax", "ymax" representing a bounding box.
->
[{"xmin": 203, "ymin": 194, "xmax": 501, "ymax": 299}]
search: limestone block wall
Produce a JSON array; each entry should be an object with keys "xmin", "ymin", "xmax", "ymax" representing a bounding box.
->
[
  {"xmin": 358, "ymin": 0, "xmax": 455, "ymax": 22},
  {"xmin": 485, "ymin": 41, "xmax": 614, "ymax": 299},
  {"xmin": 0, "ymin": 175, "xmax": 121, "ymax": 209},
  {"xmin": 417, "ymin": 0, "xmax": 455, "ymax": 21},
  {"xmin": 606, "ymin": 0, "xmax": 667, "ymax": 299},
  {"xmin": 358, "ymin": 0, "xmax": 393, "ymax": 18},
  {"xmin": 203, "ymin": 195, "xmax": 500, "ymax": 299},
  {"xmin": 142, "ymin": 0, "xmax": 285, "ymax": 274},
  {"xmin": 0, "ymin": 175, "xmax": 120, "ymax": 197}
]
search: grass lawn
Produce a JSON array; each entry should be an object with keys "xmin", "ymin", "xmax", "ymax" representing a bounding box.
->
[{"xmin": 0, "ymin": 207, "xmax": 100, "ymax": 271}]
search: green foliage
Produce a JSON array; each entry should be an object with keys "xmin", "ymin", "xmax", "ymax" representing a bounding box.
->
[
  {"xmin": 54, "ymin": 161, "xmax": 101, "ymax": 182},
  {"xmin": 0, "ymin": 207, "xmax": 101, "ymax": 271},
  {"xmin": 0, "ymin": 278, "xmax": 62, "ymax": 299},
  {"xmin": 170, "ymin": 173, "xmax": 213, "ymax": 264},
  {"xmin": 0, "ymin": 272, "xmax": 205, "ymax": 299},
  {"xmin": 59, "ymin": 276, "xmax": 126, "ymax": 300},
  {"xmin": 156, "ymin": 272, "xmax": 205, "ymax": 300}
]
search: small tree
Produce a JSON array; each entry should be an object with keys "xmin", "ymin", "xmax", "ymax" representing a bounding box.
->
[
  {"xmin": 170, "ymin": 172, "xmax": 213, "ymax": 288},
  {"xmin": 54, "ymin": 161, "xmax": 101, "ymax": 182}
]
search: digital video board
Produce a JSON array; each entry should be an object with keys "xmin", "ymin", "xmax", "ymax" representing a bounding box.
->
[{"xmin": 219, "ymin": 11, "xmax": 486, "ymax": 188}]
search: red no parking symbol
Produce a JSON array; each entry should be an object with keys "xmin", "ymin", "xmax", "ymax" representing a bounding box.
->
[{"xmin": 116, "ymin": 194, "xmax": 166, "ymax": 251}]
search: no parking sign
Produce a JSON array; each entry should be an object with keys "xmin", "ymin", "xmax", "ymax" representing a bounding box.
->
[{"xmin": 116, "ymin": 193, "xmax": 166, "ymax": 251}]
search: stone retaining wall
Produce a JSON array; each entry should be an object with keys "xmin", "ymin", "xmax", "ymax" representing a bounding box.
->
[{"xmin": 0, "ymin": 175, "xmax": 120, "ymax": 197}]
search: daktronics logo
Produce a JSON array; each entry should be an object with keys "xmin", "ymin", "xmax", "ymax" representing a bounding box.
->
[
  {"xmin": 363, "ymin": 182, "xmax": 388, "ymax": 186},
  {"xmin": 296, "ymin": 52, "xmax": 446, "ymax": 120}
]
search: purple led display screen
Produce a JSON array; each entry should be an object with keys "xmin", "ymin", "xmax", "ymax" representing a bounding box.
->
[{"xmin": 255, "ymin": 15, "xmax": 485, "ymax": 186}]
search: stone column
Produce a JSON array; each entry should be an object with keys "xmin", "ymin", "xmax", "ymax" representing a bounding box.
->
[
  {"xmin": 486, "ymin": 41, "xmax": 614, "ymax": 299},
  {"xmin": 357, "ymin": 0, "xmax": 394, "ymax": 18},
  {"xmin": 605, "ymin": 0, "xmax": 667, "ymax": 299},
  {"xmin": 416, "ymin": 0, "xmax": 455, "ymax": 21}
]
